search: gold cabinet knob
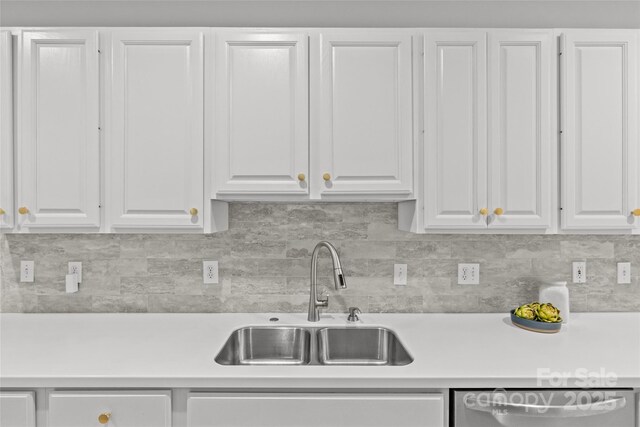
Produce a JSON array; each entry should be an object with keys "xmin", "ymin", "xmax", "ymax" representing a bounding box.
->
[
  {"xmin": 322, "ymin": 173, "xmax": 331, "ymax": 182},
  {"xmin": 18, "ymin": 207, "xmax": 29, "ymax": 215},
  {"xmin": 189, "ymin": 208, "xmax": 198, "ymax": 216},
  {"xmin": 0, "ymin": 208, "xmax": 5, "ymax": 215},
  {"xmin": 479, "ymin": 208, "xmax": 488, "ymax": 216},
  {"xmin": 632, "ymin": 208, "xmax": 640, "ymax": 217},
  {"xmin": 297, "ymin": 173, "xmax": 306, "ymax": 182},
  {"xmin": 98, "ymin": 413, "xmax": 111, "ymax": 424},
  {"xmin": 494, "ymin": 207, "xmax": 504, "ymax": 216}
]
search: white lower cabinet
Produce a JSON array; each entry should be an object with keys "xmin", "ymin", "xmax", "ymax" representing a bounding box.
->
[
  {"xmin": 0, "ymin": 392, "xmax": 36, "ymax": 427},
  {"xmin": 47, "ymin": 390, "xmax": 171, "ymax": 427},
  {"xmin": 187, "ymin": 392, "xmax": 444, "ymax": 427}
]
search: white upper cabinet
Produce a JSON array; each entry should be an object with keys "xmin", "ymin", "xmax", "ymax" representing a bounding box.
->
[
  {"xmin": 488, "ymin": 30, "xmax": 554, "ymax": 229},
  {"xmin": 107, "ymin": 29, "xmax": 205, "ymax": 230},
  {"xmin": 422, "ymin": 30, "xmax": 555, "ymax": 231},
  {"xmin": 0, "ymin": 32, "xmax": 14, "ymax": 231},
  {"xmin": 561, "ymin": 30, "xmax": 639, "ymax": 230},
  {"xmin": 214, "ymin": 32, "xmax": 309, "ymax": 198},
  {"xmin": 314, "ymin": 31, "xmax": 414, "ymax": 199},
  {"xmin": 18, "ymin": 30, "xmax": 101, "ymax": 230},
  {"xmin": 424, "ymin": 31, "xmax": 488, "ymax": 229}
]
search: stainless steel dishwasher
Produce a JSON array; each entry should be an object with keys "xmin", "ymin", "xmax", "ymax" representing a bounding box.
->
[{"xmin": 452, "ymin": 389, "xmax": 636, "ymax": 426}]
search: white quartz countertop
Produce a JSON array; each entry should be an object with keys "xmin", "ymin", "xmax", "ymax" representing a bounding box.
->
[{"xmin": 1, "ymin": 312, "xmax": 638, "ymax": 389}]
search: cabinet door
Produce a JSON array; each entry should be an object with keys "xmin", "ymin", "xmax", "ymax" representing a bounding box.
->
[
  {"xmin": 108, "ymin": 30, "xmax": 204, "ymax": 229},
  {"xmin": 424, "ymin": 31, "xmax": 488, "ymax": 229},
  {"xmin": 315, "ymin": 32, "xmax": 413, "ymax": 198},
  {"xmin": 488, "ymin": 31, "xmax": 554, "ymax": 229},
  {"xmin": 0, "ymin": 392, "xmax": 36, "ymax": 427},
  {"xmin": 18, "ymin": 30, "xmax": 100, "ymax": 230},
  {"xmin": 561, "ymin": 30, "xmax": 639, "ymax": 230},
  {"xmin": 0, "ymin": 32, "xmax": 13, "ymax": 231},
  {"xmin": 48, "ymin": 390, "xmax": 171, "ymax": 427},
  {"xmin": 214, "ymin": 32, "xmax": 308, "ymax": 197},
  {"xmin": 188, "ymin": 393, "xmax": 444, "ymax": 427}
]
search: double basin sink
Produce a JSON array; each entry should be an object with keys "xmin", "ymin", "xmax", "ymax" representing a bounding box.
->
[{"xmin": 215, "ymin": 326, "xmax": 413, "ymax": 366}]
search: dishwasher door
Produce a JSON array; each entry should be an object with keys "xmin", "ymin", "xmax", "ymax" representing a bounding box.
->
[{"xmin": 453, "ymin": 389, "xmax": 636, "ymax": 427}]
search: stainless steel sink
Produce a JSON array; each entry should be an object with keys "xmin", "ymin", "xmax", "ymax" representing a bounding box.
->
[
  {"xmin": 317, "ymin": 327, "xmax": 413, "ymax": 366},
  {"xmin": 215, "ymin": 326, "xmax": 413, "ymax": 366},
  {"xmin": 215, "ymin": 327, "xmax": 311, "ymax": 365}
]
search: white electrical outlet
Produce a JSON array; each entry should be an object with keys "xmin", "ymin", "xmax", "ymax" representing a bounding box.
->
[
  {"xmin": 617, "ymin": 262, "xmax": 631, "ymax": 284},
  {"xmin": 394, "ymin": 264, "xmax": 407, "ymax": 286},
  {"xmin": 458, "ymin": 263, "xmax": 480, "ymax": 285},
  {"xmin": 68, "ymin": 262, "xmax": 82, "ymax": 283},
  {"xmin": 20, "ymin": 261, "xmax": 34, "ymax": 283},
  {"xmin": 573, "ymin": 261, "xmax": 586, "ymax": 283},
  {"xmin": 203, "ymin": 261, "xmax": 219, "ymax": 284}
]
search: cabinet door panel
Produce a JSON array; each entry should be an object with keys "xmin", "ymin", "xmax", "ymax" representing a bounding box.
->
[
  {"xmin": 316, "ymin": 32, "xmax": 413, "ymax": 197},
  {"xmin": 19, "ymin": 30, "xmax": 100, "ymax": 229},
  {"xmin": 0, "ymin": 32, "xmax": 13, "ymax": 231},
  {"xmin": 488, "ymin": 31, "xmax": 553, "ymax": 229},
  {"xmin": 424, "ymin": 31, "xmax": 487, "ymax": 228},
  {"xmin": 48, "ymin": 391, "xmax": 171, "ymax": 427},
  {"xmin": 108, "ymin": 30, "xmax": 204, "ymax": 229},
  {"xmin": 188, "ymin": 393, "xmax": 444, "ymax": 427},
  {"xmin": 0, "ymin": 392, "xmax": 36, "ymax": 427},
  {"xmin": 562, "ymin": 30, "xmax": 639, "ymax": 230},
  {"xmin": 215, "ymin": 32, "xmax": 308, "ymax": 196}
]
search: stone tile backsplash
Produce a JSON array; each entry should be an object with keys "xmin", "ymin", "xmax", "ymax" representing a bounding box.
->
[{"xmin": 1, "ymin": 203, "xmax": 639, "ymax": 313}]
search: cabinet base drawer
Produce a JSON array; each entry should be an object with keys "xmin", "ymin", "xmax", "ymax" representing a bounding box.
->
[{"xmin": 48, "ymin": 390, "xmax": 171, "ymax": 427}]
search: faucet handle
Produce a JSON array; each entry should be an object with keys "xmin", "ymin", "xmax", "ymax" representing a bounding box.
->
[
  {"xmin": 316, "ymin": 294, "xmax": 329, "ymax": 308},
  {"xmin": 347, "ymin": 307, "xmax": 361, "ymax": 322}
]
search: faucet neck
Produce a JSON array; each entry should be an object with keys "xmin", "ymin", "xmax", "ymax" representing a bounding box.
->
[{"xmin": 308, "ymin": 241, "xmax": 346, "ymax": 322}]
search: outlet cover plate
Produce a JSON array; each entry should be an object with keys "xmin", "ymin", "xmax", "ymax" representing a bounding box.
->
[
  {"xmin": 203, "ymin": 261, "xmax": 219, "ymax": 284},
  {"xmin": 617, "ymin": 262, "xmax": 631, "ymax": 284},
  {"xmin": 68, "ymin": 262, "xmax": 82, "ymax": 283},
  {"xmin": 20, "ymin": 261, "xmax": 34, "ymax": 283},
  {"xmin": 458, "ymin": 263, "xmax": 479, "ymax": 285},
  {"xmin": 394, "ymin": 264, "xmax": 407, "ymax": 286},
  {"xmin": 572, "ymin": 261, "xmax": 586, "ymax": 283}
]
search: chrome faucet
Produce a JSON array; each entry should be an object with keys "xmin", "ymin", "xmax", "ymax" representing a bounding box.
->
[{"xmin": 308, "ymin": 241, "xmax": 347, "ymax": 322}]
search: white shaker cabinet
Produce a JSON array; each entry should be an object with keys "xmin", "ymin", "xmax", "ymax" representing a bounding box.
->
[
  {"xmin": 214, "ymin": 32, "xmax": 309, "ymax": 198},
  {"xmin": 560, "ymin": 30, "xmax": 639, "ymax": 230},
  {"xmin": 487, "ymin": 30, "xmax": 554, "ymax": 229},
  {"xmin": 106, "ymin": 30, "xmax": 205, "ymax": 230},
  {"xmin": 313, "ymin": 32, "xmax": 414, "ymax": 199},
  {"xmin": 17, "ymin": 30, "xmax": 101, "ymax": 230},
  {"xmin": 422, "ymin": 30, "xmax": 554, "ymax": 231},
  {"xmin": 423, "ymin": 31, "xmax": 488, "ymax": 229},
  {"xmin": 187, "ymin": 393, "xmax": 444, "ymax": 427},
  {"xmin": 0, "ymin": 392, "xmax": 36, "ymax": 427},
  {"xmin": 0, "ymin": 32, "xmax": 13, "ymax": 231}
]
